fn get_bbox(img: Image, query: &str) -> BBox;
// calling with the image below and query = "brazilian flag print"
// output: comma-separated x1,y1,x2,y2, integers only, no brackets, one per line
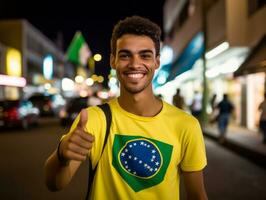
112,134,173,192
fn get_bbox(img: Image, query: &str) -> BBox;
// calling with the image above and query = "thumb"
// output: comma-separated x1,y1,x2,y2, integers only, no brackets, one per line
77,109,88,128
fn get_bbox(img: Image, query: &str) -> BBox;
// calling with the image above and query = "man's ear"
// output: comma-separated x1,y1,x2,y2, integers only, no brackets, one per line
155,55,160,69
110,54,116,69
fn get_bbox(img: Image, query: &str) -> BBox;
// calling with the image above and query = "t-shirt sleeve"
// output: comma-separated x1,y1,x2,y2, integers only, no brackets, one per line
180,117,207,171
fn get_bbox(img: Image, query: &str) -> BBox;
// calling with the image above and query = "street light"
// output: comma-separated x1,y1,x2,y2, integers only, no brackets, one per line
75,75,84,84
93,54,102,62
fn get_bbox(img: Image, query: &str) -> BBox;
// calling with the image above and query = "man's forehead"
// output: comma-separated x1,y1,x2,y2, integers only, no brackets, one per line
116,34,156,53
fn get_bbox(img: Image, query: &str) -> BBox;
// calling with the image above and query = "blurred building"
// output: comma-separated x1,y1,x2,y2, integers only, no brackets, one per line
156,0,266,130
0,19,69,100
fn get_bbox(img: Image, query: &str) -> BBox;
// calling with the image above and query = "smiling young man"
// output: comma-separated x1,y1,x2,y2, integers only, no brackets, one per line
45,16,208,200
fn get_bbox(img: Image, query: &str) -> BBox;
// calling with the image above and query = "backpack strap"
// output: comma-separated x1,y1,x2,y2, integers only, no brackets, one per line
85,103,112,200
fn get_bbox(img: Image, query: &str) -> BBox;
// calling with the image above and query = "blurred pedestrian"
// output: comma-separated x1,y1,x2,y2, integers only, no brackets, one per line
216,94,234,143
258,92,266,144
44,16,208,200
190,91,202,120
173,88,185,109
209,94,218,124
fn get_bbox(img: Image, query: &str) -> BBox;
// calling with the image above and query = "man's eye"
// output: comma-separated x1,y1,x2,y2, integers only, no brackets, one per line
119,54,130,59
141,54,152,59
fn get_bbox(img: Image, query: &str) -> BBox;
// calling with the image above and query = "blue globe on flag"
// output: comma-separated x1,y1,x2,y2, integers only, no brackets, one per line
119,139,162,178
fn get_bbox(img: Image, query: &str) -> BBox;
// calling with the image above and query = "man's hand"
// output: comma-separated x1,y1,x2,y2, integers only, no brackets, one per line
59,109,95,162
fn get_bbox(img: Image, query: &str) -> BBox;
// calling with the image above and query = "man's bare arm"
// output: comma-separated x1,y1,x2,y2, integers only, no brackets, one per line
182,170,208,200
44,150,82,191
44,109,94,191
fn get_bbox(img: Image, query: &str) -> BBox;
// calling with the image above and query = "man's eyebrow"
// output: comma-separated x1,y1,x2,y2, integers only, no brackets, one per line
139,49,154,54
117,49,154,54
118,49,131,54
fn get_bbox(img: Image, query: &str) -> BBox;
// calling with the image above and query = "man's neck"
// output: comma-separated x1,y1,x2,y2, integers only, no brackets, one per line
118,91,162,117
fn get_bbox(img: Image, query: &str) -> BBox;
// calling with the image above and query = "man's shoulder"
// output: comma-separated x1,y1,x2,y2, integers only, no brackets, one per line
163,101,195,120
163,103,201,137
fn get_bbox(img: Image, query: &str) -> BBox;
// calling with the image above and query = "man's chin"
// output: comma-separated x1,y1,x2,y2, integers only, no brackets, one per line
124,85,146,94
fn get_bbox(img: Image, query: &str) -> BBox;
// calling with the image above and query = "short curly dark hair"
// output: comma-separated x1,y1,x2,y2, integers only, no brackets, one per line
111,16,161,56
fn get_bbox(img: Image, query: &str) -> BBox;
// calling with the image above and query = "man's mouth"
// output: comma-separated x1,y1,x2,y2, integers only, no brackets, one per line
127,73,144,79
123,71,147,80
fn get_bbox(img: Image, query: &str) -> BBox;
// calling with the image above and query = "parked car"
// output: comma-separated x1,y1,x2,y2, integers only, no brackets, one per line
59,97,89,126
28,93,66,117
0,100,40,130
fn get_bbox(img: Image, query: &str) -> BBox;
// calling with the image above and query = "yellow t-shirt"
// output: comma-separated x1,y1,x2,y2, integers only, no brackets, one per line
68,98,207,200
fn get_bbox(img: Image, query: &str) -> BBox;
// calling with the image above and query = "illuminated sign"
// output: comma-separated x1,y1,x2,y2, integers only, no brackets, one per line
0,74,26,87
6,48,22,77
43,55,53,80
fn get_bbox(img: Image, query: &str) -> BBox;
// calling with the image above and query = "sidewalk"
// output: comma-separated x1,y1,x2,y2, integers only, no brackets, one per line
203,124,266,168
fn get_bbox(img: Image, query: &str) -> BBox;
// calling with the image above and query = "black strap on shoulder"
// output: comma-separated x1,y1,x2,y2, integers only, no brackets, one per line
97,103,112,154
85,103,112,200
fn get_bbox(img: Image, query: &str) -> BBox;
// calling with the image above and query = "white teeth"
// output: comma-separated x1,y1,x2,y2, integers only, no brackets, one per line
127,74,144,78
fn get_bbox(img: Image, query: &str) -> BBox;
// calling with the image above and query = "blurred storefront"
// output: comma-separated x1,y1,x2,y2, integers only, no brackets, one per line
0,43,26,100
157,0,266,130
234,35,266,129
0,19,67,100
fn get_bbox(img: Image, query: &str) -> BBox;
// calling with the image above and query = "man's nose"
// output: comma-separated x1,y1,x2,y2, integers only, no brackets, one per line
130,55,142,68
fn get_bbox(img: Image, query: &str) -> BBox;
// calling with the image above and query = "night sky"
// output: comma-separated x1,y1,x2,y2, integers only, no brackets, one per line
0,0,165,79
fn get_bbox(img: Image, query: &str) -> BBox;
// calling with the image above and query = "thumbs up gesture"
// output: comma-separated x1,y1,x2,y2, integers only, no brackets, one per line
58,109,95,163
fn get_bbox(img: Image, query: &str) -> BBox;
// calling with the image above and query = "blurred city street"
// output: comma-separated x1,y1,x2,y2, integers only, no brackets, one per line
0,0,266,199
0,118,88,200
0,118,265,200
